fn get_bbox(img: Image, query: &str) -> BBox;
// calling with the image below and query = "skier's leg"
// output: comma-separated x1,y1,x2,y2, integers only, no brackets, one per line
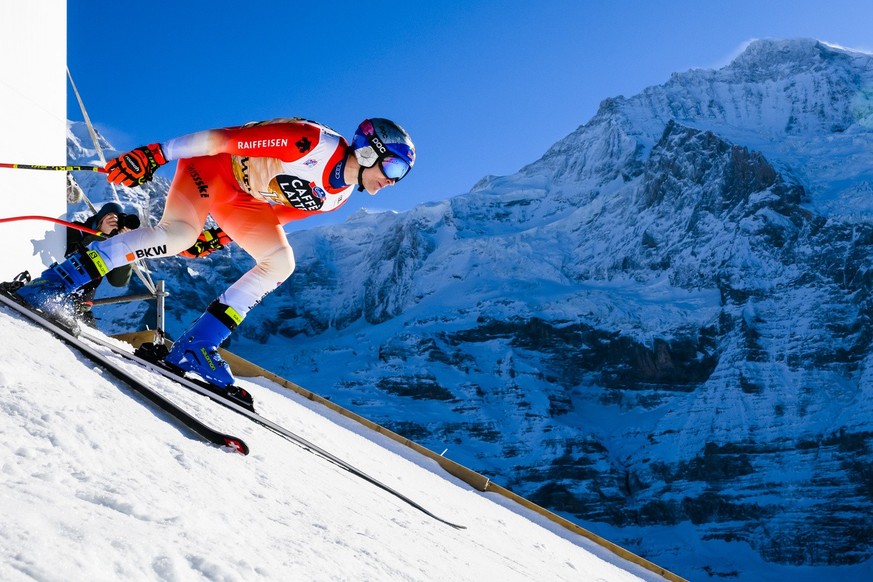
88,157,222,269
209,192,295,318
165,188,294,392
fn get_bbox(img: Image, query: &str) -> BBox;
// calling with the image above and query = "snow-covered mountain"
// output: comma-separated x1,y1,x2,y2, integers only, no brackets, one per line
67,38,873,580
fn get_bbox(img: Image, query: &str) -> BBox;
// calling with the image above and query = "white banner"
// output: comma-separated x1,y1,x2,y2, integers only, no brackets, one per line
0,2,67,280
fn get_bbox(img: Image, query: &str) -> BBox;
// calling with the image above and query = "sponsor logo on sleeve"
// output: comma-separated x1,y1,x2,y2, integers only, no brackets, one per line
124,244,169,262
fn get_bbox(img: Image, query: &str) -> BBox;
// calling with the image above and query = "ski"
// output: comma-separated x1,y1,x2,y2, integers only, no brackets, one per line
0,289,249,455
79,328,467,530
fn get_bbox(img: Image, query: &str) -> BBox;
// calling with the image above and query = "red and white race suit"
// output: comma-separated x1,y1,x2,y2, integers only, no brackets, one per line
92,118,355,317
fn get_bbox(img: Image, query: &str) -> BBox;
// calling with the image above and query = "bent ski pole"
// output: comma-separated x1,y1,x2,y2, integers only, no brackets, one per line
0,163,107,173
0,215,103,236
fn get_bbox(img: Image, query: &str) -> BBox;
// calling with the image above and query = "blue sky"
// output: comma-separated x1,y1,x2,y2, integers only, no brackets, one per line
68,0,873,227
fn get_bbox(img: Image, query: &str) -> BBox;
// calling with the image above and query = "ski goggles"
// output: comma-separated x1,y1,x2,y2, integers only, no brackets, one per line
379,155,411,181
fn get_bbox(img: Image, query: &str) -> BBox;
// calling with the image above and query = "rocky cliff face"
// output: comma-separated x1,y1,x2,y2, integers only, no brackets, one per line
71,39,873,579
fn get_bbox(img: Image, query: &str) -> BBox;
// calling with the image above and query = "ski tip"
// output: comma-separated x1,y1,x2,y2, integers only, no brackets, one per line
223,437,250,455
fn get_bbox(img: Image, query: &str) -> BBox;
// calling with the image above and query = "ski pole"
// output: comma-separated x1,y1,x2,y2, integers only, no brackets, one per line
0,163,107,173
0,215,102,236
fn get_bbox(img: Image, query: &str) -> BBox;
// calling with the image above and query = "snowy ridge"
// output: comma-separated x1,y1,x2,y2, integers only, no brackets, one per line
65,38,873,579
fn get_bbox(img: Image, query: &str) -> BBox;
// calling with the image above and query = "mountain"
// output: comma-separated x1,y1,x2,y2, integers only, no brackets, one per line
68,39,873,580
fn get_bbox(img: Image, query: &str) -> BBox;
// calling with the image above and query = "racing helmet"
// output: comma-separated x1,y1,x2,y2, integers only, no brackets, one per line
352,118,415,181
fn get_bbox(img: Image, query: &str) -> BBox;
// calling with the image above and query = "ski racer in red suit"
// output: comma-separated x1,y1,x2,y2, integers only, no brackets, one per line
17,118,416,407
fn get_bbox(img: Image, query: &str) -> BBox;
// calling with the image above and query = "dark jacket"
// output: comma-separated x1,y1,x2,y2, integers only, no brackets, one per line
66,203,134,318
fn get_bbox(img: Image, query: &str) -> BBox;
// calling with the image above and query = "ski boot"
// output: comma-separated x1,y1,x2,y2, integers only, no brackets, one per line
14,251,105,327
164,301,254,410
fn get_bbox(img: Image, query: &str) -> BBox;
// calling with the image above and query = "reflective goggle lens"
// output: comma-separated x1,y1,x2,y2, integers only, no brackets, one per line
380,156,411,181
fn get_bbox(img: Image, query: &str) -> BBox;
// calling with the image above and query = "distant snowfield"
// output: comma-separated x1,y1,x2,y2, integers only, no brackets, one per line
0,307,663,581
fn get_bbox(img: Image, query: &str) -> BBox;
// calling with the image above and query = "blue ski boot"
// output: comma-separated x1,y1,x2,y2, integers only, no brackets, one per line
16,250,107,323
165,301,254,409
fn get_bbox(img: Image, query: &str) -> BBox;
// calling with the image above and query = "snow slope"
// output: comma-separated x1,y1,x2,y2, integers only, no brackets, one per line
0,305,666,581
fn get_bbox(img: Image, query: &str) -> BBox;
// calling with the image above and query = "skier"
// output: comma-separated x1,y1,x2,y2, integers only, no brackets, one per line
65,202,139,326
16,117,415,405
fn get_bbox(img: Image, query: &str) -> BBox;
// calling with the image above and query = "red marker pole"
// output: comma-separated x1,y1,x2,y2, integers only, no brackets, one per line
0,215,102,235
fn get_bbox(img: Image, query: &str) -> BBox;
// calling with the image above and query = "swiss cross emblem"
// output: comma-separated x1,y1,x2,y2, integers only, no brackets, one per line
296,137,312,153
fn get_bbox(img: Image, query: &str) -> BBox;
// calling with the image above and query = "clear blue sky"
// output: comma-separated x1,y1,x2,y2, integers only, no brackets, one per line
68,0,873,227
